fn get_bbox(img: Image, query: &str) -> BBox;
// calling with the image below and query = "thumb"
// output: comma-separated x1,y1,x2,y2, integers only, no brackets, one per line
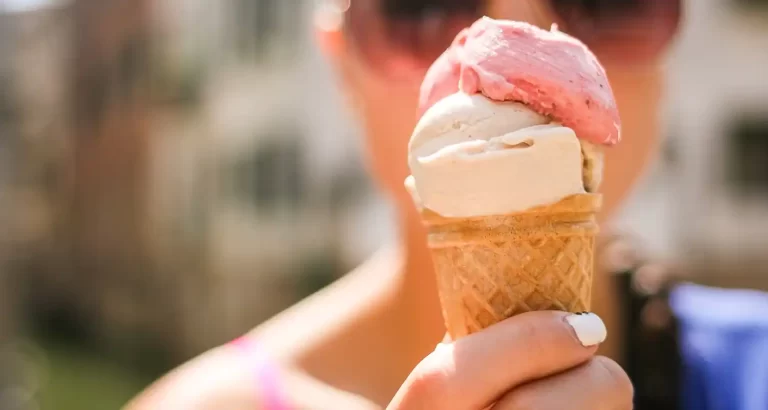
389,311,607,410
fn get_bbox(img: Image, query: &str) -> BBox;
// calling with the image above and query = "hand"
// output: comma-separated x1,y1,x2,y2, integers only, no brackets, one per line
387,311,632,410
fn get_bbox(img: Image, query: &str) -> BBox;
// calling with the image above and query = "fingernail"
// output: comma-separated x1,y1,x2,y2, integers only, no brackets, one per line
565,312,607,347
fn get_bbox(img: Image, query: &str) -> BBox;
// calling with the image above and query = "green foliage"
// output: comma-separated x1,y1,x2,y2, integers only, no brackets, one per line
295,252,342,297
35,341,154,410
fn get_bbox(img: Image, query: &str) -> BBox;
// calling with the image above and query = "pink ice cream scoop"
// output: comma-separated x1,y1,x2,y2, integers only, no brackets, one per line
419,17,621,146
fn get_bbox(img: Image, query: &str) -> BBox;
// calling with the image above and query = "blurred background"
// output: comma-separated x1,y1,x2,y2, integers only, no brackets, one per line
0,0,767,409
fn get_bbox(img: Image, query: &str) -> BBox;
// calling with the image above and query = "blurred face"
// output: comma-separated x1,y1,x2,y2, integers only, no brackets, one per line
316,0,681,219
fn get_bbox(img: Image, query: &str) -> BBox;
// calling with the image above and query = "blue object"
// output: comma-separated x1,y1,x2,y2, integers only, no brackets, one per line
670,283,768,410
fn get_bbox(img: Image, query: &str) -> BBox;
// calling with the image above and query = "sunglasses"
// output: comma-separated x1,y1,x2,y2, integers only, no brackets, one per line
336,0,682,79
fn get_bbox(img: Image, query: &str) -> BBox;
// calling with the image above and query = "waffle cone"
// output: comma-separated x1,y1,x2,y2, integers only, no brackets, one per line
421,193,601,339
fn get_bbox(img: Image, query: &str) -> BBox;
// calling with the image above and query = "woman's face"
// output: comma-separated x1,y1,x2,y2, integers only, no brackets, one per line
317,0,678,220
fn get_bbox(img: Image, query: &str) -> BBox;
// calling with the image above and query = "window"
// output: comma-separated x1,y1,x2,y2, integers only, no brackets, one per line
254,0,277,50
0,81,14,124
329,159,373,209
153,63,203,108
233,132,305,211
234,0,277,60
232,0,297,63
295,252,343,297
662,134,680,169
727,116,768,194
734,0,768,9
114,35,150,100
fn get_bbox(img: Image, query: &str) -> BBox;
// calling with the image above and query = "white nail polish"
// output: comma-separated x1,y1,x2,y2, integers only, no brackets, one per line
565,312,607,347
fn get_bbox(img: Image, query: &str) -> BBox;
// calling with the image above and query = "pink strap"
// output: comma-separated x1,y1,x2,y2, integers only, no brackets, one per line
230,337,291,410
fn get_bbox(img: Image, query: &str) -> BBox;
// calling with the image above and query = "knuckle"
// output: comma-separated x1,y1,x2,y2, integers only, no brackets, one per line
592,356,634,404
405,348,454,405
511,314,549,348
509,312,569,359
513,315,542,339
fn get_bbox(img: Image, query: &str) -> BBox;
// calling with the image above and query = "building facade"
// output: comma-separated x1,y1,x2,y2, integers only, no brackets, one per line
617,0,768,288
5,0,391,360
10,0,767,362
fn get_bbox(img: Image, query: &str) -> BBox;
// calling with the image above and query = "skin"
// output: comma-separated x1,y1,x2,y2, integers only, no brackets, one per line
126,1,665,409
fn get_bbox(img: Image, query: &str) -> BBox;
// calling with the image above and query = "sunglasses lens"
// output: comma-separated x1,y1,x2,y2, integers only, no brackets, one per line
381,0,480,18
345,0,682,78
346,0,481,78
549,0,682,63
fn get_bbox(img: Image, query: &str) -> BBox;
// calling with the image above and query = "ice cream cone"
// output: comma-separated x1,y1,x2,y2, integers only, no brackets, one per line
421,193,601,339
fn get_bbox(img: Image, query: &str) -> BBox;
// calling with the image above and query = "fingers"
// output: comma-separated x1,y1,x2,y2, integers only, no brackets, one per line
493,356,633,410
388,311,607,410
